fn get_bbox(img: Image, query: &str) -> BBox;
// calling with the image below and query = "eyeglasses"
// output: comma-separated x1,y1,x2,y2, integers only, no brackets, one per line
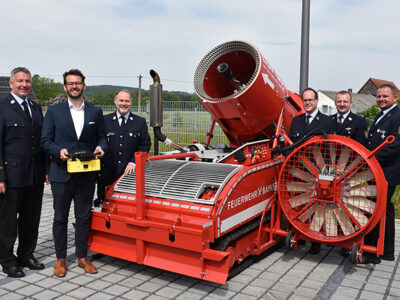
303,98,316,102
65,82,83,86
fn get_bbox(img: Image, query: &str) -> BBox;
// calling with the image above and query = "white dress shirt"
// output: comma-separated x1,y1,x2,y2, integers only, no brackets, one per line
68,99,85,139
11,92,32,117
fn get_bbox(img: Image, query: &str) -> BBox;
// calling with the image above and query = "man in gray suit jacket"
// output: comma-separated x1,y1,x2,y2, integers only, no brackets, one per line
41,69,107,277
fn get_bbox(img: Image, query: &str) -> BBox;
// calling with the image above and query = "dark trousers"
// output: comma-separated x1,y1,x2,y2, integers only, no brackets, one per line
364,185,396,257
51,173,97,259
96,171,120,202
0,185,43,268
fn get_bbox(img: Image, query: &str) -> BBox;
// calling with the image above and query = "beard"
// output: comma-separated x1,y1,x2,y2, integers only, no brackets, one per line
117,107,130,116
67,88,84,100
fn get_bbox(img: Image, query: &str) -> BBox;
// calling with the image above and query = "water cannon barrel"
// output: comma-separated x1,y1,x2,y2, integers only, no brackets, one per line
194,41,303,148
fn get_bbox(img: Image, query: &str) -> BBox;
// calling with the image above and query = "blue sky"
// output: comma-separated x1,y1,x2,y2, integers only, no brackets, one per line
1,0,399,94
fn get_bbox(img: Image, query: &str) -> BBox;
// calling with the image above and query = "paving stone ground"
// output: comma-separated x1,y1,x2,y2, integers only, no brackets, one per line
1,185,399,299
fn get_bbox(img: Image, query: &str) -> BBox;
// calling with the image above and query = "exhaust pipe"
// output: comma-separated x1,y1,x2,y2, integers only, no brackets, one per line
149,70,188,154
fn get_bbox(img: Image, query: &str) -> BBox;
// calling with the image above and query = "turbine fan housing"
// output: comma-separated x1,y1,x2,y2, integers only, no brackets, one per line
278,135,387,245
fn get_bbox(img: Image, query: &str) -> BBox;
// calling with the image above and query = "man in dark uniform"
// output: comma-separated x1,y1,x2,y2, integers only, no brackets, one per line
0,67,47,277
96,90,151,204
330,90,368,257
289,87,335,255
362,84,400,264
331,90,368,146
289,88,334,144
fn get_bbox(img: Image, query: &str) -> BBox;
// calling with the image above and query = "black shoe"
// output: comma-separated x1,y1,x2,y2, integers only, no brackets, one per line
380,255,395,261
308,243,320,255
360,254,381,264
340,247,350,257
3,265,25,278
19,257,45,270
93,198,103,207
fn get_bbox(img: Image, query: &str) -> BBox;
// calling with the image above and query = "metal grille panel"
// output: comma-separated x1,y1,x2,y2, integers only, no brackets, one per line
114,160,242,204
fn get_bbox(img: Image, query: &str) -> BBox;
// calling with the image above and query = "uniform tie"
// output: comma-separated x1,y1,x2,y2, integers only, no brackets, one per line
306,115,311,126
22,100,32,123
338,115,344,124
120,116,126,127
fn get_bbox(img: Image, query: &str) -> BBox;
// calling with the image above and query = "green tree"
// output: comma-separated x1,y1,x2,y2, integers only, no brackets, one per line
363,104,380,126
91,91,115,105
31,74,63,105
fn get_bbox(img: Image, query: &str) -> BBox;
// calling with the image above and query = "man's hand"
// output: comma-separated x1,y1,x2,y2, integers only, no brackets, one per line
0,181,6,194
124,163,136,175
45,174,50,184
60,148,69,161
94,146,104,158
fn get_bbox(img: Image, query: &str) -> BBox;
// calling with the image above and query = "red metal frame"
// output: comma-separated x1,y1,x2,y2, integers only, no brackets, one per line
277,134,391,256
89,142,289,284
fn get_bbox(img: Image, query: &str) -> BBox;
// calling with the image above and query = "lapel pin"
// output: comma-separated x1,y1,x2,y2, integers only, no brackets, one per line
316,116,320,120
113,116,116,120
348,117,352,121
130,116,133,120
11,100,15,104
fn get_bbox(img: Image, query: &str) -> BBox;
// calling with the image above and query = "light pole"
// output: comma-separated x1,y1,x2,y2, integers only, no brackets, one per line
299,0,310,94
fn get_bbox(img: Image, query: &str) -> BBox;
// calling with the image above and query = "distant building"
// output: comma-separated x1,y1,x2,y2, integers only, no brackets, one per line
318,90,376,115
358,78,399,97
0,76,37,101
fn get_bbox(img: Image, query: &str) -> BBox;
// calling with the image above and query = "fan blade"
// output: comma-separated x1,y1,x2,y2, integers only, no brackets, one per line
333,207,355,236
347,196,376,213
325,208,337,237
312,146,325,172
298,204,317,222
344,156,362,173
337,149,350,173
286,181,314,192
350,185,377,197
288,192,314,208
299,155,319,175
310,204,325,232
348,170,374,188
289,167,314,183
345,204,369,227
329,143,337,165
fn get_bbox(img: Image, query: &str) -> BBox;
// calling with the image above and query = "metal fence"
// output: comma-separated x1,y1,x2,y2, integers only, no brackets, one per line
44,101,229,155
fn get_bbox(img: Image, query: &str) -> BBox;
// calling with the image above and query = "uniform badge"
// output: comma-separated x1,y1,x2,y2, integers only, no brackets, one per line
348,117,352,121
113,116,116,120
345,127,351,131
130,116,133,121
379,129,386,139
316,116,320,121
10,100,15,104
